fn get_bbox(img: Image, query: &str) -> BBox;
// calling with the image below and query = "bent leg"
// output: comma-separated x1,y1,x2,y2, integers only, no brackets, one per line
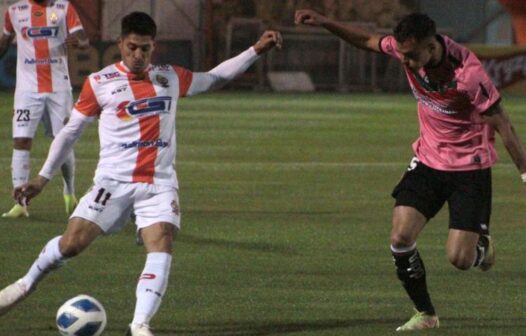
132,223,176,328
446,229,483,270
0,218,101,316
22,217,102,289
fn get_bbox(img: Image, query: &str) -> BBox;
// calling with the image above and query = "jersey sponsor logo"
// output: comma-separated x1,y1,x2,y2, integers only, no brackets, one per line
33,11,44,17
17,5,28,10
116,96,172,121
22,26,59,39
153,65,171,71
24,57,62,65
94,72,121,83
56,4,65,9
120,139,169,149
18,18,29,23
111,84,128,95
410,86,458,115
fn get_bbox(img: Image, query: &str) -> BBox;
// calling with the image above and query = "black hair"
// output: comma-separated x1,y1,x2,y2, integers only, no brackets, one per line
393,13,436,43
121,12,157,38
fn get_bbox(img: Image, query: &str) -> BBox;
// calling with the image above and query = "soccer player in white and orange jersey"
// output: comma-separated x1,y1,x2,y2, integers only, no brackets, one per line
0,12,282,336
295,10,526,331
0,0,89,218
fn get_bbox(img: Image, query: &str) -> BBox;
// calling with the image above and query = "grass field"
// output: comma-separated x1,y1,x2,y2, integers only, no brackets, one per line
0,91,525,335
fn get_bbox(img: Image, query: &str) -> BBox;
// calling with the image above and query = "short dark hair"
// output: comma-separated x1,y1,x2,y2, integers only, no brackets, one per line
121,12,157,38
393,13,436,43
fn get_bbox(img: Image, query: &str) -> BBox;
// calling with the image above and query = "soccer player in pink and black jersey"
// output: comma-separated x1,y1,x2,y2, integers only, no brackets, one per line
0,11,281,336
0,0,89,218
295,10,526,331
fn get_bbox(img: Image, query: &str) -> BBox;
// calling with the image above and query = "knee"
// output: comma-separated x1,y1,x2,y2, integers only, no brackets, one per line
447,250,473,270
390,231,414,249
14,138,32,150
58,236,84,258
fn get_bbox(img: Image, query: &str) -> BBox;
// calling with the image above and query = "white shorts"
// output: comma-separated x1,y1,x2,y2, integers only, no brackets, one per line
12,90,73,139
71,178,181,234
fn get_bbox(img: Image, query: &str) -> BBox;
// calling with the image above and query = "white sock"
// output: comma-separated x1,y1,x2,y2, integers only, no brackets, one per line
11,149,30,188
21,236,66,289
132,252,172,326
61,150,75,195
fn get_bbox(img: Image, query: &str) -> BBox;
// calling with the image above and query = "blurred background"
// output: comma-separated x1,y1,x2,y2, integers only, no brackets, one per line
0,0,525,93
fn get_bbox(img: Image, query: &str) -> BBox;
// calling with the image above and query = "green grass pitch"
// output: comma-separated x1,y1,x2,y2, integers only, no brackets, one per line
0,91,525,335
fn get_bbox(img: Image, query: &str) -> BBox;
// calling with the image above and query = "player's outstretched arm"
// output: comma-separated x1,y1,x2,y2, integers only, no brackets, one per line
0,33,14,59
295,9,381,53
186,30,282,96
64,30,90,50
482,103,526,181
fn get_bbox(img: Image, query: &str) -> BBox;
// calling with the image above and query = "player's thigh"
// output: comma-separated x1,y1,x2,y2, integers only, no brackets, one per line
391,157,446,245
43,90,73,137
448,168,491,233
72,178,135,234
446,228,479,263
134,185,180,249
391,206,427,247
12,91,45,139
140,222,177,253
392,157,447,220
60,217,104,257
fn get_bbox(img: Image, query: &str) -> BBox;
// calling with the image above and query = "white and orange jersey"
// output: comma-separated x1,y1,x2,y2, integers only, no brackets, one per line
3,0,84,93
38,47,259,186
73,62,194,187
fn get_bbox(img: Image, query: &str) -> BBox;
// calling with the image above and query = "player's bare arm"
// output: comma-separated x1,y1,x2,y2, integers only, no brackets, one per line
0,33,15,59
253,30,282,54
64,30,89,49
295,9,381,52
482,103,526,178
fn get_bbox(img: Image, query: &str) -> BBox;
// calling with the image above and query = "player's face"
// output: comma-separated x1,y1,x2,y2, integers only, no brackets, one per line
396,37,435,71
119,33,155,74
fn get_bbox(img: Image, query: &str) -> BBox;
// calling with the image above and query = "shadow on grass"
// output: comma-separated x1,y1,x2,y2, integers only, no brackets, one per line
178,233,298,256
163,319,399,335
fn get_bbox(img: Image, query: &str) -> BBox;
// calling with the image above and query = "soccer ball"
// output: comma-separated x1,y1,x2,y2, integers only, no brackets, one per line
56,295,107,336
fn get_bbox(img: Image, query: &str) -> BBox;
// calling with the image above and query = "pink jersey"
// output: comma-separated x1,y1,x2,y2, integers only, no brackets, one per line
380,35,501,171
3,0,84,93
74,62,193,187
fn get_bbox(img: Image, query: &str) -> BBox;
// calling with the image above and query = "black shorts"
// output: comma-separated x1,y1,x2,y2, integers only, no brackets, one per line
392,157,492,234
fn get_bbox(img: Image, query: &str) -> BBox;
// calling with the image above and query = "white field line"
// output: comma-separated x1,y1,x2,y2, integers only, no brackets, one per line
0,157,518,169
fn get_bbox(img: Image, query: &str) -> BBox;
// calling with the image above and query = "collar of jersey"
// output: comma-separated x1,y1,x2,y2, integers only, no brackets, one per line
115,61,153,75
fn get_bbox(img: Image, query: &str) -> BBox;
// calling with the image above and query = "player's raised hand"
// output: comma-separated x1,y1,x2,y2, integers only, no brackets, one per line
12,176,49,206
253,30,282,55
295,9,328,27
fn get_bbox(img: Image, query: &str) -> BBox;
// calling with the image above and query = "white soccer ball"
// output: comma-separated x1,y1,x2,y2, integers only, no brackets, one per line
56,295,107,336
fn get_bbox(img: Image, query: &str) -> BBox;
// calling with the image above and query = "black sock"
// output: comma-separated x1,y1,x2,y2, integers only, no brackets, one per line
392,248,436,315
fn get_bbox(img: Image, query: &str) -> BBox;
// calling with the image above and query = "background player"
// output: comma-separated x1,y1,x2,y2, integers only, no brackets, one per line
0,0,89,218
0,11,281,336
295,9,526,331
